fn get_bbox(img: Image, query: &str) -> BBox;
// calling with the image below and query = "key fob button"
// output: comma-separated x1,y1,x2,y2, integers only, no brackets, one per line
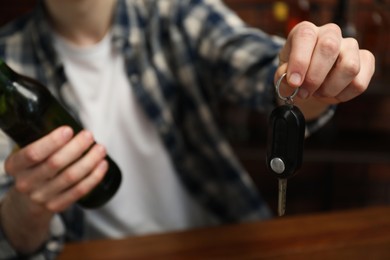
270,157,285,174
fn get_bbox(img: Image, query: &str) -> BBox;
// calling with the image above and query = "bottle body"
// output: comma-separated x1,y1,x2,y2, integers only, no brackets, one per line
0,60,121,208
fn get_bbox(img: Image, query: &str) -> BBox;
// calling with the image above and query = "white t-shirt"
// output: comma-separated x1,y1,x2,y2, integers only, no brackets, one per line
53,32,215,239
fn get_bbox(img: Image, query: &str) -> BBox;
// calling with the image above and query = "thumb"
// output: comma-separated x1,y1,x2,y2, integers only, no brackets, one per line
274,64,301,99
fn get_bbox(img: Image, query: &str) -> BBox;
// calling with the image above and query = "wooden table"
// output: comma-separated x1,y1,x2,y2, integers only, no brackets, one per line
58,206,390,259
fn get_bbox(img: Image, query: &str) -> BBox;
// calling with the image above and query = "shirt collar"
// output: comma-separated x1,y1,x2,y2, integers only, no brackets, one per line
111,0,132,50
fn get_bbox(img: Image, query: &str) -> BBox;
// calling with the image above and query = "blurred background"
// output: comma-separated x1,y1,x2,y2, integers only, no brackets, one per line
2,0,390,215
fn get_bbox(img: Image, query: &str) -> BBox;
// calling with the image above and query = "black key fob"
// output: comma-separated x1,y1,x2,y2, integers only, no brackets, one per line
266,105,306,179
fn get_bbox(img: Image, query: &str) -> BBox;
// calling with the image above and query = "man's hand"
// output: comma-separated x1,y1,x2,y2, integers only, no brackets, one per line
276,22,375,119
1,126,108,253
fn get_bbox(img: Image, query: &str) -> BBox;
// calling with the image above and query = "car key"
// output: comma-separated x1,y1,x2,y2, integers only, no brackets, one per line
266,73,306,216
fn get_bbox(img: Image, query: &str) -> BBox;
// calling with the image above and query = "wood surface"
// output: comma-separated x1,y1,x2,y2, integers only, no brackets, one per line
58,206,390,260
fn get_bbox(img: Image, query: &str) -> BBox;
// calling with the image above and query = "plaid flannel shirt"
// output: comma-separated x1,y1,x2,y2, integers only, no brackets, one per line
0,0,335,259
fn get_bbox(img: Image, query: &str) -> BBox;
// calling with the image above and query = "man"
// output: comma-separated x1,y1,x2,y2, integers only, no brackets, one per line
0,0,375,259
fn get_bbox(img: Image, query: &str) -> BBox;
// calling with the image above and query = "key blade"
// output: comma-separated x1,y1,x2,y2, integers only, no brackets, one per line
278,178,288,216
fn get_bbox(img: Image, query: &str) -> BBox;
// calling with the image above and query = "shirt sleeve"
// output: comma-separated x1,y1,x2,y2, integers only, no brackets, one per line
0,131,66,260
0,215,65,260
177,0,283,113
177,0,335,134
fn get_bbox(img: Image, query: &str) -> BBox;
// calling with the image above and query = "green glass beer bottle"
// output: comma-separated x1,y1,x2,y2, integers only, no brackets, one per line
0,59,121,208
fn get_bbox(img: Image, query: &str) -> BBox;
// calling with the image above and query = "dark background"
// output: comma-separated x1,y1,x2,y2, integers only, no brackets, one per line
2,0,390,215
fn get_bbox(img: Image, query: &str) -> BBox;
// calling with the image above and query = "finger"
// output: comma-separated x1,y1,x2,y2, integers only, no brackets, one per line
14,130,95,194
30,144,106,204
46,160,108,212
5,126,74,174
314,38,360,98
335,49,375,102
21,130,95,185
284,21,319,89
274,65,300,102
303,23,342,96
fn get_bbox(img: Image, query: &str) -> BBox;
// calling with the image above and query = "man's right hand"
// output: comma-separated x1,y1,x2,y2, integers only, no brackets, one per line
0,126,108,253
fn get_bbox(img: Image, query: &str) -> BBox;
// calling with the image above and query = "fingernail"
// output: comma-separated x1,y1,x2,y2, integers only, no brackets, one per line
289,73,302,86
96,144,106,155
99,160,108,171
83,130,93,139
62,127,73,139
298,88,309,99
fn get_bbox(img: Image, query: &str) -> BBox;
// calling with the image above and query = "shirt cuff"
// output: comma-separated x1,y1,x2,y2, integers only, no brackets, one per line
305,104,337,138
0,213,65,260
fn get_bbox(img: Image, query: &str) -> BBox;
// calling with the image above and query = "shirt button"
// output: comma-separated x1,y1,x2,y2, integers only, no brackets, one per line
130,75,139,84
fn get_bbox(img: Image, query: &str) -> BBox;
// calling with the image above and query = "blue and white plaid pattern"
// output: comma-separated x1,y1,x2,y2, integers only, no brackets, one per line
0,0,334,259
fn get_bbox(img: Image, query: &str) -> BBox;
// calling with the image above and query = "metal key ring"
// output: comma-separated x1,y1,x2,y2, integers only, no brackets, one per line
275,73,299,102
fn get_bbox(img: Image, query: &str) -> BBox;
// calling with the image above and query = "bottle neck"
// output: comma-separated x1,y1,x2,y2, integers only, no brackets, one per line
0,62,17,98
0,60,17,88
